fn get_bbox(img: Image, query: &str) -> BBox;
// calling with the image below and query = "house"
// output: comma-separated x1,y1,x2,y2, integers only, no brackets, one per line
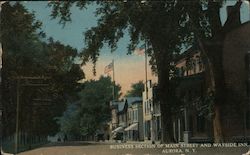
110,100,124,138
222,21,250,141
142,80,161,143
173,21,250,143
174,47,211,143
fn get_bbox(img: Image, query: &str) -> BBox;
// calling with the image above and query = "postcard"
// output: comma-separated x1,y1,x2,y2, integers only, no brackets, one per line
0,1,250,155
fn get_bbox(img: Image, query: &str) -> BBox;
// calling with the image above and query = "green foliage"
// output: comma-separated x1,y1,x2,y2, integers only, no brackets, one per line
56,103,81,136
49,0,242,142
58,76,121,136
49,1,188,73
1,2,85,140
125,81,144,97
48,1,200,142
192,91,215,119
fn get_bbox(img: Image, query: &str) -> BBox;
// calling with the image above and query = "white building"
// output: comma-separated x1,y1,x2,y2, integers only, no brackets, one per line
142,80,161,143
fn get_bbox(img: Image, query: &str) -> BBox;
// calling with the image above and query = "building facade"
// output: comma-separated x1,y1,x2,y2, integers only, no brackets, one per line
142,80,161,142
174,47,211,143
125,100,144,141
222,21,250,141
173,21,250,143
110,97,143,141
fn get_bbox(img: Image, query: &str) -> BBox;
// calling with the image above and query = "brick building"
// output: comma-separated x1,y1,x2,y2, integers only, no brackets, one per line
222,21,250,141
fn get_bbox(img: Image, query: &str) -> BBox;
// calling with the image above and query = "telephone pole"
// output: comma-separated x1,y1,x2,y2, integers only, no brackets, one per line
13,76,50,155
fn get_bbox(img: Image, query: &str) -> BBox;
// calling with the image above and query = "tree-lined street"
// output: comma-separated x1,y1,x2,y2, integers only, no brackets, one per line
1,1,250,155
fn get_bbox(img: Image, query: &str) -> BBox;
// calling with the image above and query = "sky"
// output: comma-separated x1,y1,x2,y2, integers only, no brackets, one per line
23,1,157,95
22,1,250,95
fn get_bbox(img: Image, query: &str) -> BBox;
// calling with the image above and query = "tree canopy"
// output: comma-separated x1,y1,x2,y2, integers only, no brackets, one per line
125,81,144,97
58,76,121,138
49,0,246,143
0,2,85,148
49,0,195,142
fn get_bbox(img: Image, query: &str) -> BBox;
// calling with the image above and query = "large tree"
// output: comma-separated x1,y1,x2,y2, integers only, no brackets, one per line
49,0,245,142
0,2,85,149
58,76,121,139
125,81,144,97
49,0,186,143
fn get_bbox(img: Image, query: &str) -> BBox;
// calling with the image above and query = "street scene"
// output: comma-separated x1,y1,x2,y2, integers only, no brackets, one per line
0,1,250,155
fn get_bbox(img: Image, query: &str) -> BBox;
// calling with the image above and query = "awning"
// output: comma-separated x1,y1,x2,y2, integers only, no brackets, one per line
112,126,123,133
124,123,138,131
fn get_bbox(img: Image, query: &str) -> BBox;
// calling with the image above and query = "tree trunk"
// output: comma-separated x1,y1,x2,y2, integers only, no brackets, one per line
202,35,225,142
148,32,175,142
153,44,175,143
205,0,242,142
213,104,223,142
158,67,175,143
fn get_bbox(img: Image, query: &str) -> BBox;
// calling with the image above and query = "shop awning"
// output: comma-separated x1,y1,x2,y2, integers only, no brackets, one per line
112,126,123,133
124,123,138,131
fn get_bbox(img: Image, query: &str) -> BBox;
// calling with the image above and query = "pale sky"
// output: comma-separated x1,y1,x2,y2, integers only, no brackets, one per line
23,1,157,95
22,1,249,95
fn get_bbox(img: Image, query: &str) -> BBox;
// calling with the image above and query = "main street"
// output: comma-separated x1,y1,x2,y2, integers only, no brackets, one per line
15,141,249,155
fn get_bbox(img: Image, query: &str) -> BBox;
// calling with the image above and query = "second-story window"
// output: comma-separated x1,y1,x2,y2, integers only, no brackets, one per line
134,110,136,121
193,60,196,74
181,67,184,76
198,57,203,71
149,99,152,112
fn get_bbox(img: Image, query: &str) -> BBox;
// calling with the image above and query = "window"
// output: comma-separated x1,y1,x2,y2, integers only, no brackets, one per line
189,115,193,131
198,57,203,71
149,99,152,112
193,61,196,74
119,115,122,122
197,115,205,132
181,67,184,76
135,110,138,121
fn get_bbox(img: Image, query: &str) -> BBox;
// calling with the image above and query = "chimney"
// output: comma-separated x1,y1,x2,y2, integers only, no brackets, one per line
226,5,241,26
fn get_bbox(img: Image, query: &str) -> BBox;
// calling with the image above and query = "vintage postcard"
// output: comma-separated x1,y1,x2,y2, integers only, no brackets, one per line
0,1,250,155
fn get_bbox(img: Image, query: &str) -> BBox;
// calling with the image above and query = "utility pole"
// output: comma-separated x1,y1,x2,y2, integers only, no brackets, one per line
112,60,116,101
144,43,148,100
13,76,50,155
144,41,155,144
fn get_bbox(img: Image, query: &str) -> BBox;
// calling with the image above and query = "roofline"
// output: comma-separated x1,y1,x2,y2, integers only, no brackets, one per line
225,21,250,34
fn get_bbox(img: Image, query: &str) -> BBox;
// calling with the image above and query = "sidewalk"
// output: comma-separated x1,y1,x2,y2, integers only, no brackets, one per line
104,140,155,144
1,149,13,155
125,140,161,144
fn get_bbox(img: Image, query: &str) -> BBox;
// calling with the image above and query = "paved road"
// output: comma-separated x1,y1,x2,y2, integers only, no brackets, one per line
16,141,249,155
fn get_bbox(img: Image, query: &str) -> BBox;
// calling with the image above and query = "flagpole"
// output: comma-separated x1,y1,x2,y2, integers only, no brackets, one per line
112,59,116,101
145,42,148,99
